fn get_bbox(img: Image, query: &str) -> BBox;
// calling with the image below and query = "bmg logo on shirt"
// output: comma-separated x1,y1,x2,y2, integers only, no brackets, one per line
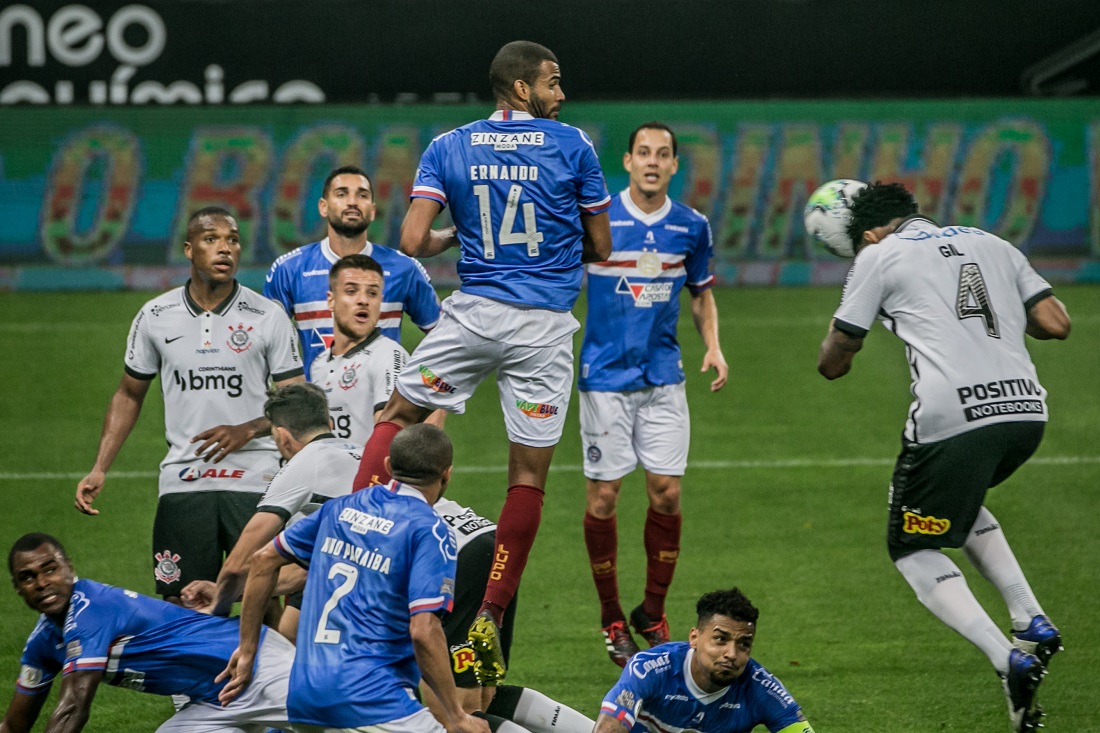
172,368,243,397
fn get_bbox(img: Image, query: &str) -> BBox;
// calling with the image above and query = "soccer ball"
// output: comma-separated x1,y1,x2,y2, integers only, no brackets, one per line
803,179,867,258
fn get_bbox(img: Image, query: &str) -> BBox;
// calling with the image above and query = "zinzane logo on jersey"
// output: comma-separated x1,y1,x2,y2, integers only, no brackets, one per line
470,132,544,151
337,507,395,535
616,277,673,308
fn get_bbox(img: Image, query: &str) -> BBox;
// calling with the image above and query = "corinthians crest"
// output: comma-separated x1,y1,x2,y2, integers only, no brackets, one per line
154,550,182,584
226,323,254,353
339,362,360,390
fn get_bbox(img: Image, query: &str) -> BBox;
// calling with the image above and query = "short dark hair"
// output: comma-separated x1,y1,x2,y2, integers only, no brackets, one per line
696,587,760,627
389,424,453,486
628,121,678,156
9,533,68,575
186,206,235,240
264,383,330,440
489,41,558,102
329,254,384,290
846,181,919,251
322,165,373,199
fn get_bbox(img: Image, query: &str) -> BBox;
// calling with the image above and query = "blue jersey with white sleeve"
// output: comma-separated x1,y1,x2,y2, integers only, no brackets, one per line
411,110,611,311
274,481,457,728
14,578,265,704
599,643,807,733
263,238,440,377
579,191,715,392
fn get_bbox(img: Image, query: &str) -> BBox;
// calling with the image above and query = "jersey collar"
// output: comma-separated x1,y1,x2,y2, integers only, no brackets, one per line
331,329,382,361
308,432,336,444
387,480,430,504
320,237,373,264
489,110,534,121
892,216,938,235
683,648,732,704
182,279,241,316
619,189,671,227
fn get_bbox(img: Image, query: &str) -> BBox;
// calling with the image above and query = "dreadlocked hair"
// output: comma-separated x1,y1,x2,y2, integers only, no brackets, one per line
846,181,918,251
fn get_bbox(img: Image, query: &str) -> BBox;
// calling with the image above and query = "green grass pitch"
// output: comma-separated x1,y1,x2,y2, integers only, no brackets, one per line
1,285,1097,731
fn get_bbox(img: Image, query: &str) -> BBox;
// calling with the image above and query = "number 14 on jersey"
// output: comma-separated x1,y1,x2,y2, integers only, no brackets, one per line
474,184,544,258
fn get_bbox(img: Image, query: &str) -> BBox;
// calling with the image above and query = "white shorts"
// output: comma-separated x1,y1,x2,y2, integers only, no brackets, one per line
294,708,445,733
156,630,293,733
396,293,576,448
580,384,690,481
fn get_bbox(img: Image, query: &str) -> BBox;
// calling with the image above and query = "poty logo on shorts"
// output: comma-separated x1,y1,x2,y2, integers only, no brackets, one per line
179,467,245,481
419,365,456,394
451,646,476,673
902,511,951,536
616,276,673,308
515,400,559,419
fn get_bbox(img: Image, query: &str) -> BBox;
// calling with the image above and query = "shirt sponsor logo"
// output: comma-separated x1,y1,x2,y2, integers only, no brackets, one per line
337,507,395,534
664,224,690,233
610,220,635,227
515,400,559,419
63,591,90,634
172,368,243,397
179,467,245,481
154,550,182,584
470,131,544,150
752,667,795,706
302,269,329,277
902,511,951,536
963,400,1044,422
151,303,180,317
237,301,266,316
226,323,253,353
419,365,457,394
629,652,671,679
616,276,673,307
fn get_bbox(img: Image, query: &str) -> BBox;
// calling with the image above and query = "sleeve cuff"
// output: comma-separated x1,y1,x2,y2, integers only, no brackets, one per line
256,505,292,522
1024,288,1053,312
833,319,868,338
124,365,156,380
272,367,304,382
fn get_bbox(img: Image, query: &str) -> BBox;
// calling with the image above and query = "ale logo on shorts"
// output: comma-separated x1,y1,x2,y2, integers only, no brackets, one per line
179,467,246,481
339,363,359,390
419,365,456,394
902,511,951,536
154,550,182,584
451,644,476,673
227,323,253,353
516,399,559,418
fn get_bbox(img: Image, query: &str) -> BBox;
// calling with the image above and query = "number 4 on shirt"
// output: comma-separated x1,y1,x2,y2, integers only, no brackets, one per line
473,184,544,258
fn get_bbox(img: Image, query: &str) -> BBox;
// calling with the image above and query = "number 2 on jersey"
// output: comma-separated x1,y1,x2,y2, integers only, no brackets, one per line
955,262,1000,338
314,562,358,644
473,184,544,259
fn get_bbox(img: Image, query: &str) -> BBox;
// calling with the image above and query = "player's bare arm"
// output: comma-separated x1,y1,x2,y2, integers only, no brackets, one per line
580,211,612,263
690,288,728,391
75,372,153,515
400,199,457,258
191,374,305,463
817,320,864,379
408,612,491,733
0,690,48,733
592,713,631,733
1026,295,1070,340
193,512,285,615
217,542,287,706
40,671,98,733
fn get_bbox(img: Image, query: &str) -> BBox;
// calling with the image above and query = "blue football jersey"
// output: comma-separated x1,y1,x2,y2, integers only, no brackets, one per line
600,644,806,733
14,578,265,704
411,110,611,311
579,191,715,392
264,238,441,377
274,481,457,728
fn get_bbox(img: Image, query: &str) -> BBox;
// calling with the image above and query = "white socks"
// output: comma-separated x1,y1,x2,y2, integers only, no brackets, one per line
962,507,1044,630
511,687,595,733
895,549,1013,673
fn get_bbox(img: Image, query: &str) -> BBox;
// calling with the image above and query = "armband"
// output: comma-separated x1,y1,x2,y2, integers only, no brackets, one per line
775,721,815,733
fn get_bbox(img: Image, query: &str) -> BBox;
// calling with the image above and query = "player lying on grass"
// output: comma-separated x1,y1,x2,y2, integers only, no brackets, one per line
2,533,295,733
593,587,814,733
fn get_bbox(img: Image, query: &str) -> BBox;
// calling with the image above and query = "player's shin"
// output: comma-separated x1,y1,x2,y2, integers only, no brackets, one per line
482,484,544,617
584,513,624,626
352,421,402,490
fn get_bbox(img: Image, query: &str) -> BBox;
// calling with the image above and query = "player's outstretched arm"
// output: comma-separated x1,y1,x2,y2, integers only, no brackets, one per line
817,320,864,380
0,690,49,733
409,613,490,733
580,212,612,263
400,199,455,258
75,373,152,515
217,543,287,706
690,289,728,391
1026,295,1070,340
592,713,631,733
40,672,98,733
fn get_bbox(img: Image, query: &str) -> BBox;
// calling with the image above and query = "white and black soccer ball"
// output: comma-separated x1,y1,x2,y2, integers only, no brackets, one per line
803,179,868,258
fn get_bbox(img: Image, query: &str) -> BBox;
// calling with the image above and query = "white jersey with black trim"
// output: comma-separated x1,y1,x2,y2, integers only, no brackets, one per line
432,498,495,553
124,281,303,495
833,217,1052,443
255,435,361,522
309,331,408,445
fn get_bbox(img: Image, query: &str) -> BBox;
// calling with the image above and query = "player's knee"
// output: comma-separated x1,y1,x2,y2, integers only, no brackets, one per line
646,476,681,514
586,480,621,517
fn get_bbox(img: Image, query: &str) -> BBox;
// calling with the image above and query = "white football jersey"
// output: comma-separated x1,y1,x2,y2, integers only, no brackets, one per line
432,498,495,553
256,436,361,521
834,218,1052,443
124,282,303,495
310,331,408,445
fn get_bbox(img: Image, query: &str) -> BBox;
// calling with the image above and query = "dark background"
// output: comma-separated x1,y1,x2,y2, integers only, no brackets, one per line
4,0,1100,104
